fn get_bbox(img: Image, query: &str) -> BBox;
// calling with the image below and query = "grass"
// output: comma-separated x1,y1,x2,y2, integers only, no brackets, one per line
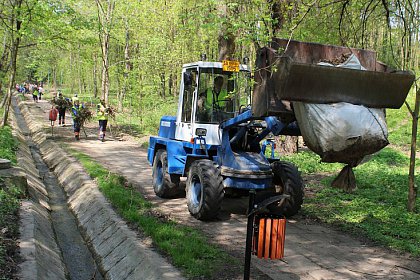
0,125,21,279
70,150,235,279
387,91,420,148
283,148,420,256
0,126,18,164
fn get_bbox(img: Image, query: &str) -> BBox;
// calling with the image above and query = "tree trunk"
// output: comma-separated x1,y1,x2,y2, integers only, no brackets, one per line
270,0,295,35
275,136,298,155
270,0,298,154
93,53,98,98
169,73,173,97
96,0,115,105
160,73,165,99
0,31,10,74
52,66,57,90
77,45,83,95
217,3,236,61
119,17,131,112
70,52,75,95
101,30,110,103
408,86,419,212
1,1,22,127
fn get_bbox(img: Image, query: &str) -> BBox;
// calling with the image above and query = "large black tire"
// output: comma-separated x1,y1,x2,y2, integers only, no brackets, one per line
258,161,304,217
186,160,224,220
152,149,182,198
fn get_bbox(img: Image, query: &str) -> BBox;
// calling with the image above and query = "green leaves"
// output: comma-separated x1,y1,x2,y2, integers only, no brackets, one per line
0,126,18,164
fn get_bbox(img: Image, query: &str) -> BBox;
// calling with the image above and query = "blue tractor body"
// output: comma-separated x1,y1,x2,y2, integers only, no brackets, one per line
147,64,304,221
148,109,300,191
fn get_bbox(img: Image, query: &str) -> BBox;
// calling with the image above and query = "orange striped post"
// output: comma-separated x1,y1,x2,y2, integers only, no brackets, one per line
245,193,288,280
253,215,286,260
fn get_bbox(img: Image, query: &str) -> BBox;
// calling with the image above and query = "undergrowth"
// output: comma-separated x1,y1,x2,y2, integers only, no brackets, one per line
0,126,20,280
284,148,420,256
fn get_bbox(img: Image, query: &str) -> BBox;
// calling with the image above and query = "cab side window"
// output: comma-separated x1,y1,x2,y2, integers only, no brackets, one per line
181,69,197,122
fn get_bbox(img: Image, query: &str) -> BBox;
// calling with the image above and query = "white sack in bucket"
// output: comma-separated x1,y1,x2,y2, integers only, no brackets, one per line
293,54,389,166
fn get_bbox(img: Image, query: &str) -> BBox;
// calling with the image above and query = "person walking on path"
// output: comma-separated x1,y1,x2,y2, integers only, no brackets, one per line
96,98,109,142
71,100,82,140
32,86,39,102
72,94,79,105
55,92,67,126
38,85,44,100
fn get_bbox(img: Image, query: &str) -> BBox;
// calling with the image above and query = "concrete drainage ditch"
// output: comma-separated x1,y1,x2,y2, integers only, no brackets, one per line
11,94,184,279
30,143,103,279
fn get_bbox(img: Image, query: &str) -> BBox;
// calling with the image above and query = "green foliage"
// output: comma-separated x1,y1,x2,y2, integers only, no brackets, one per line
71,150,233,278
282,150,344,174
114,95,178,135
0,187,21,228
0,126,18,164
294,148,420,256
7,0,419,137
387,90,419,148
0,186,21,276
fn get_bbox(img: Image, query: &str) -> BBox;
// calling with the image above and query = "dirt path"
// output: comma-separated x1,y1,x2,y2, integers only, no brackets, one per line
30,97,420,279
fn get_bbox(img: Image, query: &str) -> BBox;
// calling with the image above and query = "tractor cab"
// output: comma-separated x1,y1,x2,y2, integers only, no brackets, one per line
175,61,251,145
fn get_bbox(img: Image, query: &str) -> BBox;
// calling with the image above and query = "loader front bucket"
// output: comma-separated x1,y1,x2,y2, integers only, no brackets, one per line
252,39,415,118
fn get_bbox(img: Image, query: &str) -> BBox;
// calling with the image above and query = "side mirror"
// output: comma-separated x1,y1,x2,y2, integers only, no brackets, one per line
183,72,192,86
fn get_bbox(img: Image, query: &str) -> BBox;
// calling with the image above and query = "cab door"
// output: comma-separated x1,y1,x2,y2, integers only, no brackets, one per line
175,67,198,142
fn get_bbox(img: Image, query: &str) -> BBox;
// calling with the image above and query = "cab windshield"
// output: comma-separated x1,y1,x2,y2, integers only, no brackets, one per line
196,68,250,124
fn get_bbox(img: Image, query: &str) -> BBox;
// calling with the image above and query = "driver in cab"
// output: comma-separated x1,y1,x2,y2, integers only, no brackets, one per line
197,76,232,122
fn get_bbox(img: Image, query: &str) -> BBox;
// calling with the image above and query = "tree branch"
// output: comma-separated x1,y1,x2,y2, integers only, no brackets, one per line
283,0,320,55
339,0,349,46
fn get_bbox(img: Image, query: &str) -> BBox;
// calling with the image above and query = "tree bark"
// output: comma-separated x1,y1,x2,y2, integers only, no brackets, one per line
101,29,110,104
408,86,419,212
70,52,75,95
217,3,236,61
1,0,22,127
78,44,83,95
96,0,115,105
275,136,298,155
119,17,131,112
52,66,57,90
0,30,10,75
93,53,98,98
270,0,299,154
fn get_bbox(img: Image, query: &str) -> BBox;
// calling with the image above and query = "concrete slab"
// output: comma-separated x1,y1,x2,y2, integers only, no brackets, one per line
0,158,11,169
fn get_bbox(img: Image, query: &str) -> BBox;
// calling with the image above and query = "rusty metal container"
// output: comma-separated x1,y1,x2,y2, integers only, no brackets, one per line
252,39,415,118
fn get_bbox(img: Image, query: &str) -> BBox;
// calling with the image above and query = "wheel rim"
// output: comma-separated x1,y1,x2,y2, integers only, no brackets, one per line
190,174,202,208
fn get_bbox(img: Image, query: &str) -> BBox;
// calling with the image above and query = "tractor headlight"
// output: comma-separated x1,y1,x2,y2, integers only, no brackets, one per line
195,128,207,137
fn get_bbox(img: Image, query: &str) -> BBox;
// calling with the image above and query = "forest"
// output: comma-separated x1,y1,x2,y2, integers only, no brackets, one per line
0,2,420,276
0,0,419,132
0,1,419,208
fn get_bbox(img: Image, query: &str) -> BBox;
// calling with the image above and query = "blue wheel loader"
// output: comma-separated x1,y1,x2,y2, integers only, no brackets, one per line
148,39,414,221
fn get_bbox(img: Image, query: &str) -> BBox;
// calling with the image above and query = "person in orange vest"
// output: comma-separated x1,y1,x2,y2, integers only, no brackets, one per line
49,105,58,125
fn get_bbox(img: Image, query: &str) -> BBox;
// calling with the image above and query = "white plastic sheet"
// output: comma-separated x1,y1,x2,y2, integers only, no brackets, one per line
293,55,389,165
